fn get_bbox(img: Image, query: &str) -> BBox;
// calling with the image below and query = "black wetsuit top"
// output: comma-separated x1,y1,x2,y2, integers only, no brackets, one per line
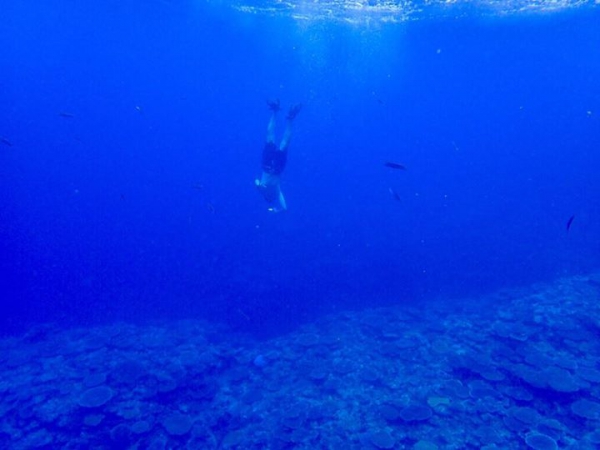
262,142,287,175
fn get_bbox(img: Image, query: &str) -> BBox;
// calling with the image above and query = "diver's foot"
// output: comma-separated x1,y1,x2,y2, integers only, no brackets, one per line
287,103,302,121
267,99,281,112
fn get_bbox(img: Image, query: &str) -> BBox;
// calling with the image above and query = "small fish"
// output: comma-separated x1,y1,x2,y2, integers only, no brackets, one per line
206,202,215,214
389,187,401,202
566,215,575,232
191,183,204,191
385,161,406,170
59,111,74,118
1,137,11,146
119,193,126,201
237,308,250,321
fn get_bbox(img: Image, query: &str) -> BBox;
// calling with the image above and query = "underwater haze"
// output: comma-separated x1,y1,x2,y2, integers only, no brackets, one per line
1,0,600,448
1,0,598,336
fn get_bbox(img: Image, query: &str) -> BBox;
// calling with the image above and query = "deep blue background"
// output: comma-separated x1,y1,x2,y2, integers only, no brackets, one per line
1,1,599,337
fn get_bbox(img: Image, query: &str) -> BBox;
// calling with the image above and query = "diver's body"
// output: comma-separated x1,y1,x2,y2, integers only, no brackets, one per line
255,100,301,212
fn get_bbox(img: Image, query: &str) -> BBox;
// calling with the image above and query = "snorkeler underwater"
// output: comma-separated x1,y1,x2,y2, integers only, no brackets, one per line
0,0,599,447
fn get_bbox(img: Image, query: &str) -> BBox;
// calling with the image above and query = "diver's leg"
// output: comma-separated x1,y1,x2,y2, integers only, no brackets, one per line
280,120,292,151
267,112,276,144
280,104,302,151
268,187,286,213
266,99,280,144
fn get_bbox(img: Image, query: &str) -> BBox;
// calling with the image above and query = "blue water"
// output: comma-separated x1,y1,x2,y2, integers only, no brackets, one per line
1,1,600,447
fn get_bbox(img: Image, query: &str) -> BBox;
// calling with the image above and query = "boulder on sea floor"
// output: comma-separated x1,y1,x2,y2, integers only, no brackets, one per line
369,430,395,449
83,414,105,427
524,432,558,450
77,386,114,408
380,404,401,422
400,404,433,422
131,420,152,435
83,372,107,388
544,366,580,393
571,399,600,420
413,440,438,450
510,406,540,425
500,385,533,402
111,360,147,386
162,412,193,436
577,367,600,383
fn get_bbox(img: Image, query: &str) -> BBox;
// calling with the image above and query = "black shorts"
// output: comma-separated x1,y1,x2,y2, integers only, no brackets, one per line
262,143,287,175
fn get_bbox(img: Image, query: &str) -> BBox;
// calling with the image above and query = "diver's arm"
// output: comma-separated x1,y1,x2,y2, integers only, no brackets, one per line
266,188,287,213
